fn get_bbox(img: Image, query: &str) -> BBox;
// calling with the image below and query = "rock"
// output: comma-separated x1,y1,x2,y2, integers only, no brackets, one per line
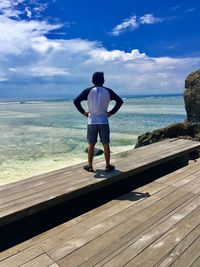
135,69,200,148
135,122,196,148
85,147,104,156
184,69,200,122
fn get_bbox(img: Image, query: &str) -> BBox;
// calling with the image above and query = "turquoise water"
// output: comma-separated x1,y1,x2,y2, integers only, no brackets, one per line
0,95,186,185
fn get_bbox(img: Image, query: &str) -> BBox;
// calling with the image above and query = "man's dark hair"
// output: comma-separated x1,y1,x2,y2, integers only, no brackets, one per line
92,72,104,85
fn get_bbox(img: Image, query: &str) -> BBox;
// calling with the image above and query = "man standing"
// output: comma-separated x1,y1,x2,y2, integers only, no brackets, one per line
74,72,123,172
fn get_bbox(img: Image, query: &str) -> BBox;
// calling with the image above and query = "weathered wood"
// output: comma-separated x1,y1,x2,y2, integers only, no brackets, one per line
0,245,44,267
0,181,168,265
41,185,174,254
190,257,200,267
100,197,200,267
1,139,199,227
158,161,200,186
59,191,196,267
1,157,200,267
155,224,200,267
19,254,55,267
45,178,200,262
170,236,200,267
0,138,184,199
0,181,156,262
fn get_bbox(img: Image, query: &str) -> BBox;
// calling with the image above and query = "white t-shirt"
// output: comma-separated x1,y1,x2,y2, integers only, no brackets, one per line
74,85,123,125
87,87,110,124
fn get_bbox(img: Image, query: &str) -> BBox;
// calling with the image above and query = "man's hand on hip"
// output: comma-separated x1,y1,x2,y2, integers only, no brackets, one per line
83,112,89,117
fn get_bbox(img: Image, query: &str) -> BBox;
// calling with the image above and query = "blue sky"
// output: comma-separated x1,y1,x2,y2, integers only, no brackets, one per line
0,0,200,99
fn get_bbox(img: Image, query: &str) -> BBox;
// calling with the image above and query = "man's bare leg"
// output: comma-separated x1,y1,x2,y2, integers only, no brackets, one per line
88,143,95,167
103,144,115,171
103,143,110,166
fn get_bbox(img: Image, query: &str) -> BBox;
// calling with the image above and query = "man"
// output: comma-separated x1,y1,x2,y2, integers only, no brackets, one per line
74,72,123,172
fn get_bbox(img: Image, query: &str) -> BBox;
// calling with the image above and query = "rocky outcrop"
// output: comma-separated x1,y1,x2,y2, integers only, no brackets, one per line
135,69,200,148
135,122,200,148
184,69,200,122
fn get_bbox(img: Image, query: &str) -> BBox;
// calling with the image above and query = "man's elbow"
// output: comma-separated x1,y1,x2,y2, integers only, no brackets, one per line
73,98,78,107
119,98,123,107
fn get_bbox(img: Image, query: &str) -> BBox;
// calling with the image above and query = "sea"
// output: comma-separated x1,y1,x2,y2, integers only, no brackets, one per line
0,95,186,185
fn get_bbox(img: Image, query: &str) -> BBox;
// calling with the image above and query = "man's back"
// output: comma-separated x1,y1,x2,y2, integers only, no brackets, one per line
87,87,110,124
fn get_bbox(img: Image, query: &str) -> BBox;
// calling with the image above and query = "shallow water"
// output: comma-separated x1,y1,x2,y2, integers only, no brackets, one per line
0,95,186,185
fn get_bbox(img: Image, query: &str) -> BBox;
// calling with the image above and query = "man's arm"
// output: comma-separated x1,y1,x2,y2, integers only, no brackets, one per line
107,88,123,115
73,88,90,115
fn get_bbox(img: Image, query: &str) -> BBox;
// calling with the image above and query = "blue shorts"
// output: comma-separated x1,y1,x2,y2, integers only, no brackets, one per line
87,124,110,144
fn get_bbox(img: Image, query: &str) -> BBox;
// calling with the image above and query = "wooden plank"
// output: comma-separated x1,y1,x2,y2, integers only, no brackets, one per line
41,186,176,256
190,257,200,267
64,191,196,267
1,140,198,203
0,138,196,198
48,264,59,267
0,140,199,251
108,141,200,178
118,202,200,267
1,140,197,226
0,138,172,193
0,159,90,192
155,224,200,267
170,236,200,267
0,140,198,220
179,176,200,194
0,154,200,266
0,161,96,200
49,188,196,264
0,183,174,265
83,195,200,267
0,139,177,202
158,161,200,186
171,171,200,189
19,254,55,267
0,181,159,262
0,246,44,267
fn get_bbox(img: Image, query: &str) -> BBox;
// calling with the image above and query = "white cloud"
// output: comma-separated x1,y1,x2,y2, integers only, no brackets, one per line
32,3,48,16
184,8,195,13
0,0,48,19
0,0,11,9
1,33,200,96
25,7,32,18
9,68,17,72
110,14,166,36
0,77,9,82
139,14,163,24
9,66,70,78
88,48,147,63
0,0,24,18
171,5,181,10
0,2,200,97
6,66,70,78
111,16,138,36
24,67,70,77
0,16,63,55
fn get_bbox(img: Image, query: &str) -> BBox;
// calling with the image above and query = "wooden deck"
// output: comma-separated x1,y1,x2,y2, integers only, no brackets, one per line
0,139,200,229
0,157,200,266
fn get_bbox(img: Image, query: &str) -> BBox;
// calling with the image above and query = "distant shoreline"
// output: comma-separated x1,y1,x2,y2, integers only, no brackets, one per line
0,93,183,103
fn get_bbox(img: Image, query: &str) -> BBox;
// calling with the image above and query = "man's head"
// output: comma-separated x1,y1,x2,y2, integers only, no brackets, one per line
92,72,105,86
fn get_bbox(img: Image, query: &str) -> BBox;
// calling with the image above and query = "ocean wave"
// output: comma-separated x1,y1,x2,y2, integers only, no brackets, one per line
0,101,21,105
0,100,46,105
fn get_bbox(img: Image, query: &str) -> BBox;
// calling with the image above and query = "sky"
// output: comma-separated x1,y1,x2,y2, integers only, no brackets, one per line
0,0,200,99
